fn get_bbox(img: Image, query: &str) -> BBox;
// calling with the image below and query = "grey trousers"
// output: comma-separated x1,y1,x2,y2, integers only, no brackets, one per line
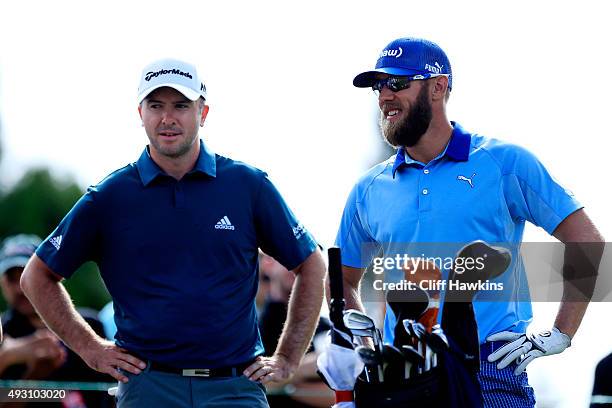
116,364,269,408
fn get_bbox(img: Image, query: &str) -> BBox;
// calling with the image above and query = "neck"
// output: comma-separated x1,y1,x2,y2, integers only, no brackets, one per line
150,141,200,180
404,118,453,164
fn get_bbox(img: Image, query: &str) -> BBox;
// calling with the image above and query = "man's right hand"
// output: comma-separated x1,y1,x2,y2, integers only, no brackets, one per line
78,338,146,383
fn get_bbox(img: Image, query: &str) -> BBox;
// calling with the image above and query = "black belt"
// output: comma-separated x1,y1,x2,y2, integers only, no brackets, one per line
147,359,255,378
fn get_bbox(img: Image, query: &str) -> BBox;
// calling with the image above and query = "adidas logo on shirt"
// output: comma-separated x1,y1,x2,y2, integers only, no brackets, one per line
214,216,235,230
293,223,306,240
49,235,63,250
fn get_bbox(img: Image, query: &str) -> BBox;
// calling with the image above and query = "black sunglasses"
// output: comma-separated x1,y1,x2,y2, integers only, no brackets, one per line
371,76,415,93
372,73,449,94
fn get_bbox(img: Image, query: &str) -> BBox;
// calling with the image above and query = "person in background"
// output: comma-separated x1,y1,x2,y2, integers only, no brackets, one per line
591,352,612,407
258,251,333,408
0,234,112,407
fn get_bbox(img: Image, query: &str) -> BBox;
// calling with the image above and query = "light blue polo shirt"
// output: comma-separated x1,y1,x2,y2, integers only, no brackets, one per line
335,122,582,343
37,139,318,368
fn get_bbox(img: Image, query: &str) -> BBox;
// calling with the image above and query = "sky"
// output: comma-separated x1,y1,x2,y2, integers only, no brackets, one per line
1,0,611,406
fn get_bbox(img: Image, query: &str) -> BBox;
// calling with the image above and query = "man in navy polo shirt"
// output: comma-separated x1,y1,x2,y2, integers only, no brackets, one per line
335,37,604,407
20,58,326,407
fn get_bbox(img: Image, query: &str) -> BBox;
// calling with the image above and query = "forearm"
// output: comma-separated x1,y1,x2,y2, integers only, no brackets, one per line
343,276,367,312
20,256,101,356
554,301,589,339
334,265,367,312
275,252,325,367
555,242,604,338
552,210,605,338
324,270,366,312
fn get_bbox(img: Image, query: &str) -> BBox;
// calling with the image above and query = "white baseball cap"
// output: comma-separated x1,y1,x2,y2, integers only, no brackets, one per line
137,58,207,103
0,234,41,276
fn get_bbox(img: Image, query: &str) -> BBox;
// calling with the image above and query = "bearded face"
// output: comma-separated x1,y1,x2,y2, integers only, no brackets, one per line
379,81,433,148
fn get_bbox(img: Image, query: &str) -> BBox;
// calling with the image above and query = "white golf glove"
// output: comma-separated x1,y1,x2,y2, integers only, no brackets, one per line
487,327,571,375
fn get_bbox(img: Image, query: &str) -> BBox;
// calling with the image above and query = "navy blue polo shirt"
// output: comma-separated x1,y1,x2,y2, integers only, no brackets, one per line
336,122,582,343
37,140,317,368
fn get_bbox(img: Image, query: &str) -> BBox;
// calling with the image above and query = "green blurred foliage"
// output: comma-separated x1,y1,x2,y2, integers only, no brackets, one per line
0,168,110,312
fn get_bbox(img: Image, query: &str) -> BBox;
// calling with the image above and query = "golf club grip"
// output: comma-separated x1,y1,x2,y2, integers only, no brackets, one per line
328,247,345,327
328,247,344,301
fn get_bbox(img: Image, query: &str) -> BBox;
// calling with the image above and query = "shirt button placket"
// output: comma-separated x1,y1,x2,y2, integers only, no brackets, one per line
419,167,432,211
174,182,185,209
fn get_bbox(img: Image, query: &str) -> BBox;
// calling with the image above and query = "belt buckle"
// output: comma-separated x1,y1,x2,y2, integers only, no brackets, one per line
182,368,211,377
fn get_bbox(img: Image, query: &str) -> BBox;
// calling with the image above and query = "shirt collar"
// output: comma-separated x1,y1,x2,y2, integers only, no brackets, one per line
445,122,471,161
136,139,217,186
392,121,472,177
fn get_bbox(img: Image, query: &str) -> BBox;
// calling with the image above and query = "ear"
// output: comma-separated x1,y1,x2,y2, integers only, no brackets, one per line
200,105,210,127
431,76,449,102
138,105,143,120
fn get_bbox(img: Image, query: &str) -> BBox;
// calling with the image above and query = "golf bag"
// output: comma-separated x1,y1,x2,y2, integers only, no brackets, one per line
319,242,511,408
353,301,481,407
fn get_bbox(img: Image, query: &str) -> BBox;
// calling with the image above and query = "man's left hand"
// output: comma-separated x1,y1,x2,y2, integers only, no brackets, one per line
487,327,571,375
244,354,296,384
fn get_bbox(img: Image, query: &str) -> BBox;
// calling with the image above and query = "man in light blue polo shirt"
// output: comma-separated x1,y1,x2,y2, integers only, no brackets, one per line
336,37,604,407
20,58,326,407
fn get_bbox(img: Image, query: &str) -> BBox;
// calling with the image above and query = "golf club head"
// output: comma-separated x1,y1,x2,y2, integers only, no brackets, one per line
344,309,376,332
431,324,449,346
386,287,430,319
453,240,511,281
354,345,373,383
343,309,379,350
446,240,512,303
349,328,376,339
401,344,426,365
423,332,449,354
387,288,430,347
355,345,383,384
382,343,405,359
403,319,426,340
356,345,381,364
382,344,405,383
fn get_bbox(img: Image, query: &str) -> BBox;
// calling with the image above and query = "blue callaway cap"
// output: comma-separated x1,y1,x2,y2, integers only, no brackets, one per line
353,37,452,90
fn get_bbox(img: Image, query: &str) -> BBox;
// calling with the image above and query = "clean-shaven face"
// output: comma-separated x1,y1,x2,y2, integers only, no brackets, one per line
139,87,202,159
